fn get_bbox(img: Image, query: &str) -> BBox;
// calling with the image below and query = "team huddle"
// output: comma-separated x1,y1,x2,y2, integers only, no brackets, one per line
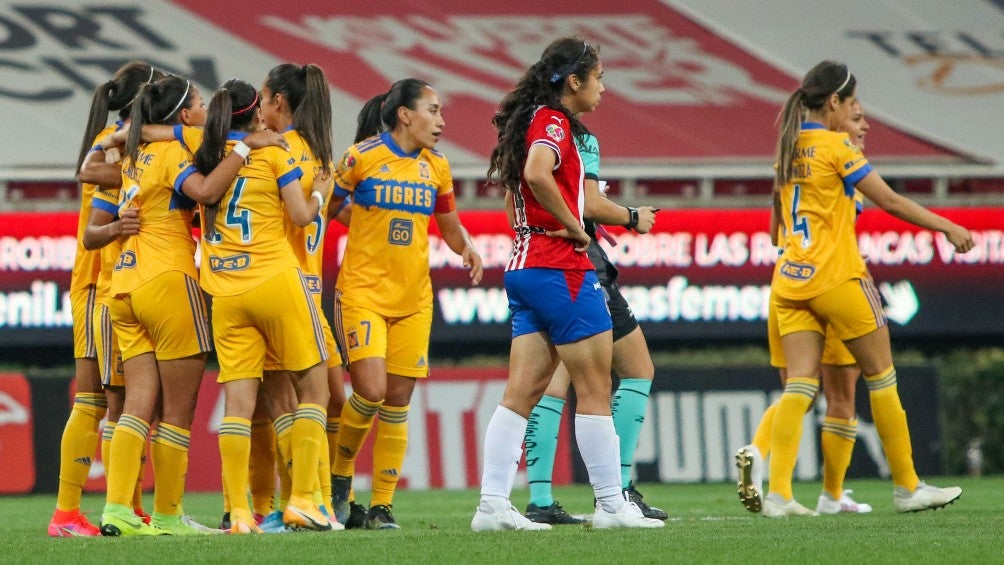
49,38,972,537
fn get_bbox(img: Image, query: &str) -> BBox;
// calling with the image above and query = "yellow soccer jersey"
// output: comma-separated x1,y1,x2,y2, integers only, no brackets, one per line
772,123,873,300
333,132,454,317
199,135,302,297
111,140,198,296
90,185,122,305
71,123,120,292
281,128,333,294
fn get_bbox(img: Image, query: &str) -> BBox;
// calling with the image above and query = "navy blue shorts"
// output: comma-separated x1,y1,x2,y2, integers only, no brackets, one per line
505,268,612,345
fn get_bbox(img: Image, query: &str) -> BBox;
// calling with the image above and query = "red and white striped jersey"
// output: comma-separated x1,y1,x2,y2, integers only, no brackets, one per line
506,106,593,272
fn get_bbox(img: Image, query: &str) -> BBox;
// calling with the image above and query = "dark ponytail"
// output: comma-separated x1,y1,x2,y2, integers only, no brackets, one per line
194,79,259,175
488,37,598,192
355,78,431,143
124,75,192,167
76,61,160,170
265,63,333,175
775,60,856,186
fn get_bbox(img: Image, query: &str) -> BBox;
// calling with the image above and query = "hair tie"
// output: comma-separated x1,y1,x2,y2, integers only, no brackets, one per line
161,79,190,121
232,90,259,115
835,68,851,95
549,42,589,84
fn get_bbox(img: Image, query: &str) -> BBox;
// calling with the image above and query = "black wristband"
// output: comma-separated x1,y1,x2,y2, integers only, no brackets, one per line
626,207,639,230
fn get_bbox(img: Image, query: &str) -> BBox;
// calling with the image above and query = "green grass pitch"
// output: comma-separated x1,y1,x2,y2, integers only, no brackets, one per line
4,477,1001,563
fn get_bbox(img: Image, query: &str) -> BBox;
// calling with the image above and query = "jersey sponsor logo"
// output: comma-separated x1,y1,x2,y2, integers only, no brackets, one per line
208,253,251,272
545,123,565,142
388,218,414,246
303,275,321,294
418,161,430,180
114,250,136,271
778,260,816,280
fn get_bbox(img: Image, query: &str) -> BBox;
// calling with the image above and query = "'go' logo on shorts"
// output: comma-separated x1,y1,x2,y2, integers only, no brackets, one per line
388,218,413,246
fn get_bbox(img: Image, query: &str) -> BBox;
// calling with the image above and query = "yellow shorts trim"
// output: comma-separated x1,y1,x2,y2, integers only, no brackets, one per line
71,285,97,359
93,303,124,387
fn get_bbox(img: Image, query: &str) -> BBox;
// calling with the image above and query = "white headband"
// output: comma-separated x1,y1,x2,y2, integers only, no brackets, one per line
835,69,851,94
161,80,190,121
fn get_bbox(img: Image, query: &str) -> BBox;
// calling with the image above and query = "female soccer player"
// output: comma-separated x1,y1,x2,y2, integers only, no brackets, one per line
256,62,343,531
49,61,156,538
737,101,874,516
92,75,213,536
763,61,972,517
327,78,483,530
522,132,664,525
194,79,333,534
471,37,663,531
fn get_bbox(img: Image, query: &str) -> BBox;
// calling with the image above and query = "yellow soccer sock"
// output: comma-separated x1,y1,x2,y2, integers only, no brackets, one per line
222,473,231,513
133,445,147,514
752,401,779,458
821,417,857,499
105,414,149,508
151,423,191,517
767,377,818,500
291,404,326,500
249,418,276,516
101,421,115,484
274,413,293,510
332,393,382,477
219,417,252,518
865,366,920,491
371,405,409,508
326,417,340,473
55,392,107,512
318,432,332,505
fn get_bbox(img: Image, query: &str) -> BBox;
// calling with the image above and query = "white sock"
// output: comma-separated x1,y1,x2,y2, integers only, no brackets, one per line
479,405,528,504
575,413,626,513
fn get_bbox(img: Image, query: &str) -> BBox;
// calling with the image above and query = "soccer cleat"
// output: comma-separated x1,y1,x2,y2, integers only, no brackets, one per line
330,474,352,525
345,501,368,529
816,490,873,514
735,444,765,513
134,507,152,525
283,498,333,531
229,516,263,535
150,512,212,535
592,500,665,529
524,501,585,525
100,504,171,536
364,505,401,530
48,508,101,537
893,482,962,513
762,493,818,517
182,513,225,534
472,499,553,531
219,511,232,530
625,483,669,520
259,511,289,533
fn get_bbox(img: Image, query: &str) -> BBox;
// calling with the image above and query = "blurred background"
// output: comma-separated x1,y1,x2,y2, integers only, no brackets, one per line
1,0,1001,494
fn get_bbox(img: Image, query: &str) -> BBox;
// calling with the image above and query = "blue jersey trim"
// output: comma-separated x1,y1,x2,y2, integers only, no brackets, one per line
843,163,873,195
227,131,249,141
800,122,826,130
380,131,420,159
175,165,197,194
91,198,118,216
333,184,351,198
277,166,303,188
173,124,189,152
